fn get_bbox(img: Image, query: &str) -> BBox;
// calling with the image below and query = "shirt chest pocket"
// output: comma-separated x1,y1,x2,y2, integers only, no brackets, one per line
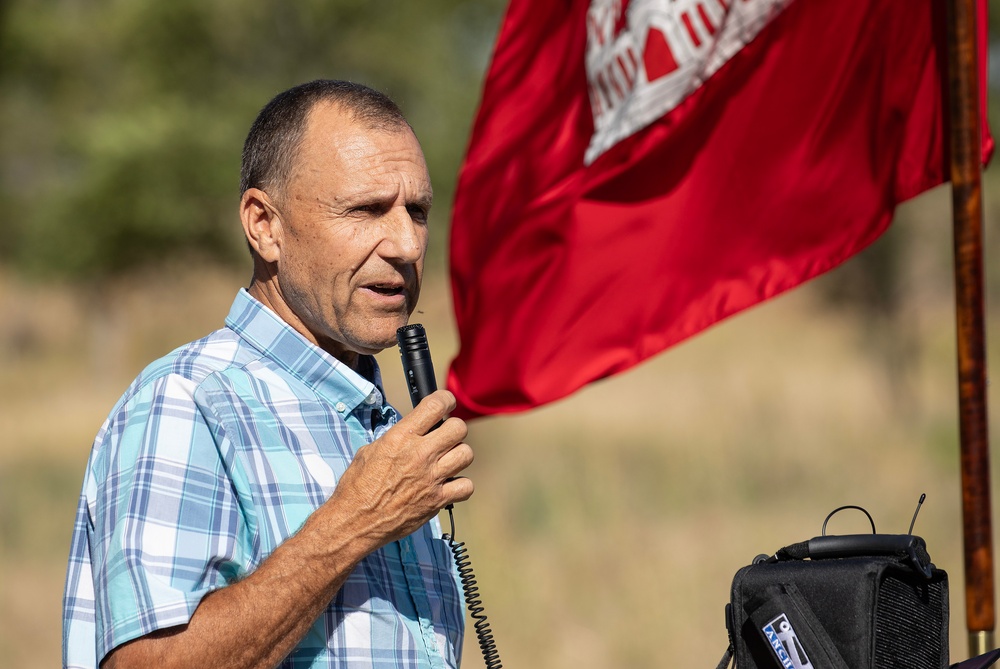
233,400,357,546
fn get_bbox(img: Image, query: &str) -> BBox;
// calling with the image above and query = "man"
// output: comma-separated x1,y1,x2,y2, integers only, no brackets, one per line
63,80,473,669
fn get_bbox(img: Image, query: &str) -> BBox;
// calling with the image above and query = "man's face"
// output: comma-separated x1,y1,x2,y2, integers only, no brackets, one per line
266,103,432,361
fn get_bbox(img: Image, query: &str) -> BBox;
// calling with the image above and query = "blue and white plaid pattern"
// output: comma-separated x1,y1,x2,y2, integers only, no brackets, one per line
63,289,464,668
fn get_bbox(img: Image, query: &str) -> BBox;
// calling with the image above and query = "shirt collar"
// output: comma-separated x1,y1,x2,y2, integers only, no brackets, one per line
224,288,385,414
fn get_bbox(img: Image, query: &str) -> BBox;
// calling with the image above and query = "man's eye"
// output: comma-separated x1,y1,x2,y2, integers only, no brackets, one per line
407,205,429,222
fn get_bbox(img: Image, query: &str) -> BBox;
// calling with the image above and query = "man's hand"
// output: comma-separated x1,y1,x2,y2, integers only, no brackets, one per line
322,389,474,554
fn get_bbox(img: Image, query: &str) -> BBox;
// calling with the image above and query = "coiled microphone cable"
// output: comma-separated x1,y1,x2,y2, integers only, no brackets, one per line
397,324,503,669
443,504,502,669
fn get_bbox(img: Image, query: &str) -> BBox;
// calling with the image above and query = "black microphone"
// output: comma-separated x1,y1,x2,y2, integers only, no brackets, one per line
396,324,504,669
396,323,446,499
396,323,438,410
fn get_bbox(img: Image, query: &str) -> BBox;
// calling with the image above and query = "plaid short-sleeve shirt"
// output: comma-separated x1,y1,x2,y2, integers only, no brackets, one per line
63,289,464,668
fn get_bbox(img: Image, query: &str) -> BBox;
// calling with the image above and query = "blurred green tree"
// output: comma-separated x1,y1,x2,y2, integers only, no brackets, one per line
0,0,505,281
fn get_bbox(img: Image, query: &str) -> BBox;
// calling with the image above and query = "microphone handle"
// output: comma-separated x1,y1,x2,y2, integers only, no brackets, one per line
396,323,439,412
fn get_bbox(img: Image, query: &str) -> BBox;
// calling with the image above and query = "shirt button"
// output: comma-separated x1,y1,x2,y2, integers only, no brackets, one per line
335,402,347,413
364,392,377,405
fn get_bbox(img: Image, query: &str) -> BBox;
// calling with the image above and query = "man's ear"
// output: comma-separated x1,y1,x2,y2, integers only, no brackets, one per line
240,188,283,263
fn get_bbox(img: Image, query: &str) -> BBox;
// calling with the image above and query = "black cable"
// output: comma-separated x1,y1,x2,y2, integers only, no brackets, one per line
444,506,503,669
397,324,504,669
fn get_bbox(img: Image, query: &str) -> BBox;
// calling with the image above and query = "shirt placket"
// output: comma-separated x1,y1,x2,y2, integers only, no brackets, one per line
346,395,447,669
399,535,447,669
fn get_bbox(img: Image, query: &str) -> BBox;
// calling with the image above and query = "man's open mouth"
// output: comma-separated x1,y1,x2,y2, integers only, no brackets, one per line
366,283,404,296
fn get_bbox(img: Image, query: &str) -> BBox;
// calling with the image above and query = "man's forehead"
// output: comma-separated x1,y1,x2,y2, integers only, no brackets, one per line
301,103,421,160
305,101,415,148
312,97,410,131
290,102,431,200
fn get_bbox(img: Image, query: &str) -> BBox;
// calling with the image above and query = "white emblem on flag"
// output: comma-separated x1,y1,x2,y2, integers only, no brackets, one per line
584,0,794,164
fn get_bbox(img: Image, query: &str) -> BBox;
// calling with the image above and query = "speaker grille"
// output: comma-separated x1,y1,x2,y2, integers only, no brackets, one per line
874,574,947,669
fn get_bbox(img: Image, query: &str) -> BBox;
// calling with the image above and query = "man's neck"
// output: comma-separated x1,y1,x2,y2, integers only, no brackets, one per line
247,278,363,371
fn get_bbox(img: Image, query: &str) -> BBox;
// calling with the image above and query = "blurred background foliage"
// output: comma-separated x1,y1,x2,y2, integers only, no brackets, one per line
2,1,1000,667
0,0,504,280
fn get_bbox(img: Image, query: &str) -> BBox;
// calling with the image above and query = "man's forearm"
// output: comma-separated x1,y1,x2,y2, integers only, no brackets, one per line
101,503,377,669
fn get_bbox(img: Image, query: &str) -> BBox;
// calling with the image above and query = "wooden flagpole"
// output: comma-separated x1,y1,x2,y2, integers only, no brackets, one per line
946,0,995,656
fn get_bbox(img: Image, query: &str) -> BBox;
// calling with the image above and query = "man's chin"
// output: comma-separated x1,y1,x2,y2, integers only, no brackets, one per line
346,316,413,356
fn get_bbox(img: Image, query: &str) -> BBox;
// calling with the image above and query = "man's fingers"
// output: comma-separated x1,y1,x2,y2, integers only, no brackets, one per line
429,415,468,448
436,442,474,478
411,413,469,459
441,476,474,504
401,389,457,435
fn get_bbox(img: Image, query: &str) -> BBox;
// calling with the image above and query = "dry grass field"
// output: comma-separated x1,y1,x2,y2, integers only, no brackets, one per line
1,183,998,667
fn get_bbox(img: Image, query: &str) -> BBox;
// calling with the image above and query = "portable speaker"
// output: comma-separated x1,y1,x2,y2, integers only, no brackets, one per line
722,533,948,669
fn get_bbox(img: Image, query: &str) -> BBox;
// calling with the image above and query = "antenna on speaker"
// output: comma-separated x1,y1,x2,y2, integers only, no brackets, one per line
908,493,927,535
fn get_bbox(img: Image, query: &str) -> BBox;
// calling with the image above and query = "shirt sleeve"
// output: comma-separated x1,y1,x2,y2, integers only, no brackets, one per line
88,372,250,662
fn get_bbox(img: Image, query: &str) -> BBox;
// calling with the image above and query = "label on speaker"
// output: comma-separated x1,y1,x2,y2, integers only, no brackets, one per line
762,613,812,669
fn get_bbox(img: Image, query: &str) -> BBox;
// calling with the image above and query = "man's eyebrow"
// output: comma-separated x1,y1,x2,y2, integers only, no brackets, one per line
410,193,434,209
332,189,398,207
326,184,433,214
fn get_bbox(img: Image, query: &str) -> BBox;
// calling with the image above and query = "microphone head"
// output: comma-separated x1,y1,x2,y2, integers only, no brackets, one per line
396,323,429,353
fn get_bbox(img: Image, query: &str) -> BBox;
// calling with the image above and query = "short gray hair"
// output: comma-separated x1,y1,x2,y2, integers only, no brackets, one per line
239,80,410,198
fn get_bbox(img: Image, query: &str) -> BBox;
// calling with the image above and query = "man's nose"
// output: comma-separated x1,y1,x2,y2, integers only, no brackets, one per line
379,207,424,263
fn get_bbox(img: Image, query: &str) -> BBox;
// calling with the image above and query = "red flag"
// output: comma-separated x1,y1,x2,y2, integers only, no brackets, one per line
447,0,993,419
